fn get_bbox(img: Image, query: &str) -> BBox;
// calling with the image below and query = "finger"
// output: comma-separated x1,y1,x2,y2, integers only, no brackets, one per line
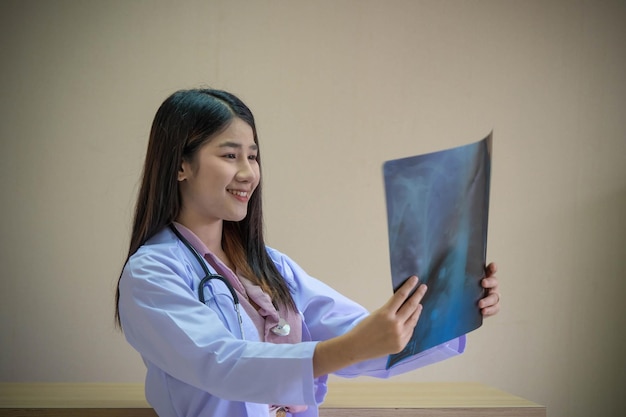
478,291,500,309
397,283,427,320
405,299,423,327
482,302,501,317
393,303,423,353
387,276,419,312
481,276,499,290
485,262,498,277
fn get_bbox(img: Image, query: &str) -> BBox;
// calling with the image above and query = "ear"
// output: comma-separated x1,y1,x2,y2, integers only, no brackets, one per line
177,160,189,182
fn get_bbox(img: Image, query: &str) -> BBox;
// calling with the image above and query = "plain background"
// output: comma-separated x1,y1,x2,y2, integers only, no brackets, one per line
1,1,624,417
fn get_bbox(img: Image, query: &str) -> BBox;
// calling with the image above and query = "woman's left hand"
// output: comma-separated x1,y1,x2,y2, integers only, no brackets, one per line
479,262,500,317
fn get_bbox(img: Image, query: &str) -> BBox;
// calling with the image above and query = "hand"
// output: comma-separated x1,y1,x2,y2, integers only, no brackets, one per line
349,276,427,358
312,276,427,377
479,262,500,317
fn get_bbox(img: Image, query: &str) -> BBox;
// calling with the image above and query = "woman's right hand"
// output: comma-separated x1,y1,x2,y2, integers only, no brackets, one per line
312,277,426,377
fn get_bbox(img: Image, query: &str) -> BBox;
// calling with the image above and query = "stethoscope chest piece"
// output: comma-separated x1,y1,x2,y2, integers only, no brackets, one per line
271,318,291,336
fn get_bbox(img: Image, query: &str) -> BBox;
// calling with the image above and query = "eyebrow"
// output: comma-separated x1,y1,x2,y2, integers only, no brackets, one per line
218,141,258,151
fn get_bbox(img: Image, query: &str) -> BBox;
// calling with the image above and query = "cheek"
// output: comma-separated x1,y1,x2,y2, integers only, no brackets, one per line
253,167,261,187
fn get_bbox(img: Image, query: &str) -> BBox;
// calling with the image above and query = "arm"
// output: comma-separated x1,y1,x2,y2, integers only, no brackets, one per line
270,249,466,378
312,276,426,377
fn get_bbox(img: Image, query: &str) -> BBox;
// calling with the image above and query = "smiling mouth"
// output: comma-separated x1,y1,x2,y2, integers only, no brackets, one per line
227,189,250,198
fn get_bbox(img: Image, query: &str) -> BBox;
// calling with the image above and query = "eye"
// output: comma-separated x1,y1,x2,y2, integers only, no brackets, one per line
248,154,258,161
223,153,236,159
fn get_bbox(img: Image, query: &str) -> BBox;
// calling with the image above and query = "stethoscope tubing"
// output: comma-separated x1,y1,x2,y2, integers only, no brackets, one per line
169,224,245,339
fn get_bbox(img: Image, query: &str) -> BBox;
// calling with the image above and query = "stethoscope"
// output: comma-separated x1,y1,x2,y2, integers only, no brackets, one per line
169,224,291,339
169,224,246,339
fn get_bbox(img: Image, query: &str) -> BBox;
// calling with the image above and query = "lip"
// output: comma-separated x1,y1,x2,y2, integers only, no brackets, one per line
227,188,252,202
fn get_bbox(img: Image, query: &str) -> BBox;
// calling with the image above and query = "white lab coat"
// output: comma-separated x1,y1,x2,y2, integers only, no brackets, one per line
119,226,465,417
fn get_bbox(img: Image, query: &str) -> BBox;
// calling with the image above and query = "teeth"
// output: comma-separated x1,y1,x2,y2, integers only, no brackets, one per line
228,190,248,197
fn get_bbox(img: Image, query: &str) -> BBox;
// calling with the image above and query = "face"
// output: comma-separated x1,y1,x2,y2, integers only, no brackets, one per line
177,117,260,225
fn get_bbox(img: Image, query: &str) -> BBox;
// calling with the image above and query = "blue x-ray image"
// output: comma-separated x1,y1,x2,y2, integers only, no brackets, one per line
384,133,492,369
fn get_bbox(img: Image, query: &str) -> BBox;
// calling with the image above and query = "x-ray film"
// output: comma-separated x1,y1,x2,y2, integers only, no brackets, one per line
383,133,492,368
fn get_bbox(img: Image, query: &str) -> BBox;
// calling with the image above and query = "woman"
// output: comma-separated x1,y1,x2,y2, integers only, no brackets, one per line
116,88,500,417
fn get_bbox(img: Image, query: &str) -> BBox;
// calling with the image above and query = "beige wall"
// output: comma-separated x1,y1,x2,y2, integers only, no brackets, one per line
1,1,624,416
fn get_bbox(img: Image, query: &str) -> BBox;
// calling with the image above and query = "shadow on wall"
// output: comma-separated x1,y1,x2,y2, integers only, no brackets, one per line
569,184,626,415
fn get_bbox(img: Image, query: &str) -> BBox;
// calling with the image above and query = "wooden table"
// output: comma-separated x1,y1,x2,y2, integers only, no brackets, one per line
0,382,545,416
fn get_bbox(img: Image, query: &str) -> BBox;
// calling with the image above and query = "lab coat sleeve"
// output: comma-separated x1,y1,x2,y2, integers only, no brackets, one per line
268,248,465,378
118,242,320,407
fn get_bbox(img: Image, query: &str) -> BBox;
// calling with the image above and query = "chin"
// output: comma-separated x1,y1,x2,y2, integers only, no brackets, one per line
227,212,248,222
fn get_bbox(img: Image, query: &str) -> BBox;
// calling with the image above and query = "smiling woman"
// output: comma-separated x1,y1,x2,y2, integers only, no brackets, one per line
114,88,500,417
177,118,260,247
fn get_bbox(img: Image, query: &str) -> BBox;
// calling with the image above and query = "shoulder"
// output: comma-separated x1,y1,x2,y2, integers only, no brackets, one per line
123,227,194,284
265,246,298,269
265,246,285,262
266,246,306,283
130,227,180,262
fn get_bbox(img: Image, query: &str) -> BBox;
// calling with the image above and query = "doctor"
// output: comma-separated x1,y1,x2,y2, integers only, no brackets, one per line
115,88,501,417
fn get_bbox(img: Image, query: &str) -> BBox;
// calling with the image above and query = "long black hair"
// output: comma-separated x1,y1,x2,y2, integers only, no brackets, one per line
115,89,295,328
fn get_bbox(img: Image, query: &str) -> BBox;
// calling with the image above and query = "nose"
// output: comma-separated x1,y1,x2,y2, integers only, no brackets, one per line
235,159,259,183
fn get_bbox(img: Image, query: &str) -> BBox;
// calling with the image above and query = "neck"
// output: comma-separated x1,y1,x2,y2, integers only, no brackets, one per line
175,213,237,272
175,213,223,254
